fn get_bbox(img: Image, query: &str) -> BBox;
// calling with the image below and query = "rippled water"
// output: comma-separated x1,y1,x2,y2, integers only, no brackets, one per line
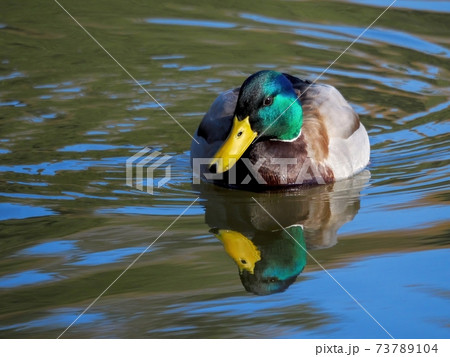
1,0,449,338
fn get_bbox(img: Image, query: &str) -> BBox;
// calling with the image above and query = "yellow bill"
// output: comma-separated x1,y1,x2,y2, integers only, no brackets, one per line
209,116,257,174
213,229,261,274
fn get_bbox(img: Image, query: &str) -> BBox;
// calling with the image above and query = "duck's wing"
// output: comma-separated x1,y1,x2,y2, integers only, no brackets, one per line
191,88,239,160
283,73,360,139
283,73,370,180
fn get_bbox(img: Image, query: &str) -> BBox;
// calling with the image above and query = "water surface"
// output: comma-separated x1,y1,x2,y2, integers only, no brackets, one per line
0,0,449,338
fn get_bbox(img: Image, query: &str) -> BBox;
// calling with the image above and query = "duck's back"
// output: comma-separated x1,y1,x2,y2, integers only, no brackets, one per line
287,77,370,181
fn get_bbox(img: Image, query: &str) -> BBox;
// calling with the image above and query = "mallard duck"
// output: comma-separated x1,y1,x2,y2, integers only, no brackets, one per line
191,70,370,187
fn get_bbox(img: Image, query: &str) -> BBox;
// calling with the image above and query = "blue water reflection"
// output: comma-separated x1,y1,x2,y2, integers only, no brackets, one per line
0,270,59,289
166,249,450,338
0,203,57,221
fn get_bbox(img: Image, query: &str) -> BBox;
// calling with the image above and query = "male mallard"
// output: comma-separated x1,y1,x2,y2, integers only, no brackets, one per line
191,70,370,187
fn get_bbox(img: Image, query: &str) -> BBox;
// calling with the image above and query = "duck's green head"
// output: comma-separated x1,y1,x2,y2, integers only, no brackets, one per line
210,70,303,174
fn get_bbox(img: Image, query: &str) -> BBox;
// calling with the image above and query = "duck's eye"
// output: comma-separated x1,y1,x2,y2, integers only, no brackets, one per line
237,131,243,138
263,97,273,107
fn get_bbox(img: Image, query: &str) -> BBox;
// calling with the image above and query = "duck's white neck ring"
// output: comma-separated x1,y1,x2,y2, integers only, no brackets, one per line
269,129,302,142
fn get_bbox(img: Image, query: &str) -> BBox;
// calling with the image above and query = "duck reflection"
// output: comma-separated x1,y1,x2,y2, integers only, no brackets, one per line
197,171,370,295
211,226,306,295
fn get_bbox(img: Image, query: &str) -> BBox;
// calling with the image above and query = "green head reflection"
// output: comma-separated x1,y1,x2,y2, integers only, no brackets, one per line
213,225,307,295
